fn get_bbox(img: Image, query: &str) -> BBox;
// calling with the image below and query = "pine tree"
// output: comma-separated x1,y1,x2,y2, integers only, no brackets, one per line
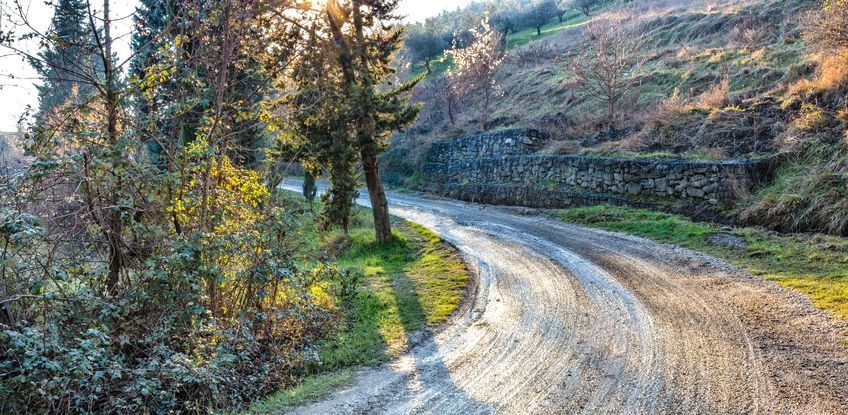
131,0,173,165
32,0,93,124
286,25,360,232
324,0,421,243
130,0,171,81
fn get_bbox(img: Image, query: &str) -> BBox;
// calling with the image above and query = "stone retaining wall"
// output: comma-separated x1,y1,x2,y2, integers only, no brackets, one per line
423,130,775,212
427,128,549,163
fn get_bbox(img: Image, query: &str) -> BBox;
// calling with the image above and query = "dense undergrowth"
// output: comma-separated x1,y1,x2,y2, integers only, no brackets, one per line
554,205,848,320
242,197,469,414
1,171,338,413
1,175,469,414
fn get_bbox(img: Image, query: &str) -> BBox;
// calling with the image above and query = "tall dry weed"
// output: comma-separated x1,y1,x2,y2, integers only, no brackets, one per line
696,77,730,108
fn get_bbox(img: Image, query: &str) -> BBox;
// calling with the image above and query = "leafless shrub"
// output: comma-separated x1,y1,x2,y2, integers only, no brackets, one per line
531,110,573,139
787,53,848,108
568,18,644,128
804,0,848,53
730,17,761,49
415,76,460,126
509,40,558,68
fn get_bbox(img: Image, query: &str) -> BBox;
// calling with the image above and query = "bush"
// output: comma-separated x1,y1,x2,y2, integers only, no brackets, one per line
0,228,338,413
0,161,340,414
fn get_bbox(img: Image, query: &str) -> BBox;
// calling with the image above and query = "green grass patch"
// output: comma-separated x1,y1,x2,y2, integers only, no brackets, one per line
506,12,589,49
242,193,470,413
408,54,455,80
319,210,469,367
553,205,848,321
243,371,354,414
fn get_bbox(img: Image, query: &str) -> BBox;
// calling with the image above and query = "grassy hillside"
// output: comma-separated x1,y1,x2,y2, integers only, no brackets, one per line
385,0,848,235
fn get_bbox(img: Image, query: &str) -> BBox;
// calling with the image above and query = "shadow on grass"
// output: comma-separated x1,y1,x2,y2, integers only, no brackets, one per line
387,254,490,412
320,226,490,412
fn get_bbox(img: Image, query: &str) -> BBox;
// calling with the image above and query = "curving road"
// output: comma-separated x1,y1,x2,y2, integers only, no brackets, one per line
283,181,848,415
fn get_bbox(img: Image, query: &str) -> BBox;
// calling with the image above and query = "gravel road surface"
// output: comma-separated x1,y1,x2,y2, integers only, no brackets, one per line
282,181,848,415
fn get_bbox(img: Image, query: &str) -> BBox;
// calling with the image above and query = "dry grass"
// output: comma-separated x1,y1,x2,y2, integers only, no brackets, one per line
742,127,848,236
788,53,848,98
541,139,581,155
696,77,730,108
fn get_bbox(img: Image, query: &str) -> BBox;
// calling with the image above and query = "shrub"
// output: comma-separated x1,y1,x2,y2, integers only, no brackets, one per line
0,160,340,414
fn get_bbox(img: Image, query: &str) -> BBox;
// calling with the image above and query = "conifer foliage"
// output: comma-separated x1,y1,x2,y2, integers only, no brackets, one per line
30,0,97,125
263,0,420,243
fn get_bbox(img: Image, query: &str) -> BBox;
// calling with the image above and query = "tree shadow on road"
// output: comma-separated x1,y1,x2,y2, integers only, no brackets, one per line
387,268,493,414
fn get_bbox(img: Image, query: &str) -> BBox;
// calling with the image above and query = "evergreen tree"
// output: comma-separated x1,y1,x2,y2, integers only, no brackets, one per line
130,0,171,81
31,0,93,124
132,0,263,169
324,0,420,243
131,0,173,165
285,25,360,232
226,55,266,168
303,173,318,204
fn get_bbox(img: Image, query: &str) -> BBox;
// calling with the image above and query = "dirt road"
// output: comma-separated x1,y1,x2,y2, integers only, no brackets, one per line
283,181,848,415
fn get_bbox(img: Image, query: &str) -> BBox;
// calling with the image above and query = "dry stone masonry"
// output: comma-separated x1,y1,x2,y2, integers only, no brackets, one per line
423,128,774,213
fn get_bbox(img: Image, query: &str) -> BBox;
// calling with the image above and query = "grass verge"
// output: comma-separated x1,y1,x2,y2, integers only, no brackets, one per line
552,205,848,321
242,198,470,414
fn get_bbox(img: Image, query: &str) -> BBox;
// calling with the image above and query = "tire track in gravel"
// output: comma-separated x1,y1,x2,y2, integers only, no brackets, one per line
282,182,848,415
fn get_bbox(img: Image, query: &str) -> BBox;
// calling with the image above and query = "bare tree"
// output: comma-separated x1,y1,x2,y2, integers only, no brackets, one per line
568,20,643,128
555,0,571,22
446,14,505,131
419,75,460,125
570,0,599,17
492,9,520,37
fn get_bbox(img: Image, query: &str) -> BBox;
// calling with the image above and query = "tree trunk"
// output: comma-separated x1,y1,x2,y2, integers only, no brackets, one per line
447,95,455,125
481,86,491,131
537,27,542,36
1,240,15,328
102,0,123,295
106,214,123,294
361,147,392,244
425,59,431,74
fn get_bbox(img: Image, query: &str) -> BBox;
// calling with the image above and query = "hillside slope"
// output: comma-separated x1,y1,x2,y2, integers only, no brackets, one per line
384,0,848,235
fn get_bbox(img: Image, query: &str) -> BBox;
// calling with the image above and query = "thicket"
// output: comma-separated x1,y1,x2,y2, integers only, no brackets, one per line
0,0,418,413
